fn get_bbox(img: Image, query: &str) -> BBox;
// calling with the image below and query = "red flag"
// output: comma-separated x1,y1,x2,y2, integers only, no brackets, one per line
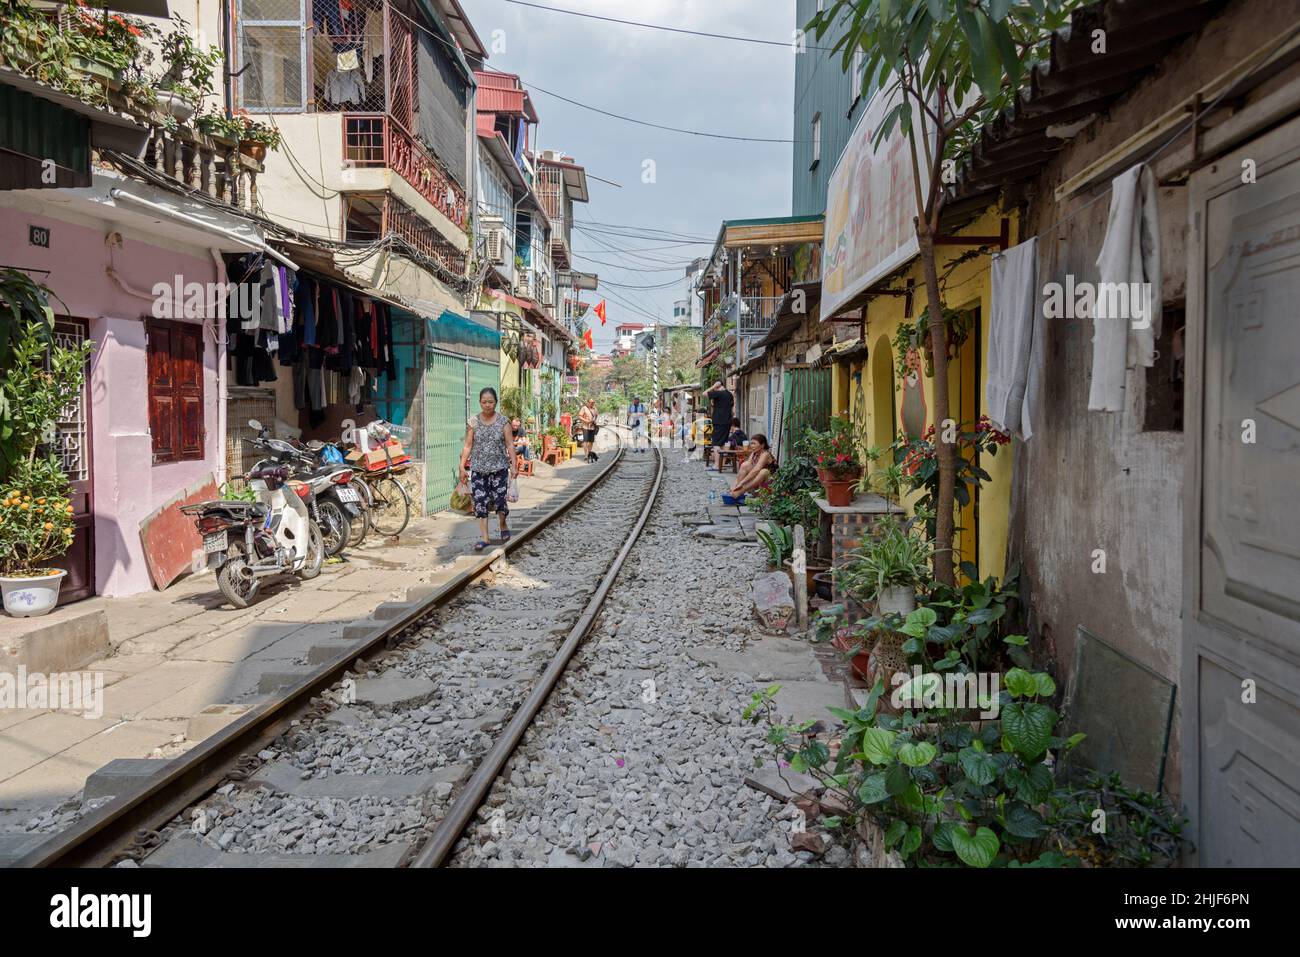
583,327,594,350
594,300,607,325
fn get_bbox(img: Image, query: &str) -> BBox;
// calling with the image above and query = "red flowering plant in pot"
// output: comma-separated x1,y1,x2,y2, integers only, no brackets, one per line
804,416,869,507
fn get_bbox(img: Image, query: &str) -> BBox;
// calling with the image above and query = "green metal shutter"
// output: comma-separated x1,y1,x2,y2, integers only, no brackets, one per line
424,350,468,514
782,367,832,454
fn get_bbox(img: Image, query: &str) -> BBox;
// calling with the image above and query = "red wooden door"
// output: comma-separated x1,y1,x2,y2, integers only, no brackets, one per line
52,318,94,603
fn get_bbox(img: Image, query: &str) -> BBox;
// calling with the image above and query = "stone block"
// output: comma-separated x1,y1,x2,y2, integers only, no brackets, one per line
83,757,168,802
256,667,315,694
351,674,437,709
186,703,253,741
306,639,364,666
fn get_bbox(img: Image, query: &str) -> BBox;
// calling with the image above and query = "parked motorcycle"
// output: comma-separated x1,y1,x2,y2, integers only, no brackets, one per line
242,424,361,558
181,420,325,608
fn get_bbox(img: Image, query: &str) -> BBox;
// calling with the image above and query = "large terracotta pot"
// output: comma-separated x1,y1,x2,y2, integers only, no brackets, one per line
817,467,861,507
240,140,268,162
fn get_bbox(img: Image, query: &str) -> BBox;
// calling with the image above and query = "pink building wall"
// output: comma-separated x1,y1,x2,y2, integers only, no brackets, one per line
2,208,224,597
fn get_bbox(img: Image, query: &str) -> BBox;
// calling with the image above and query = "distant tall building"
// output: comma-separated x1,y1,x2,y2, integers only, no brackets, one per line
792,0,871,216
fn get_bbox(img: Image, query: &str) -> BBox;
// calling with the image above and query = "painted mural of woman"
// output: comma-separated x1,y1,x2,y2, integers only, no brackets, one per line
900,344,928,441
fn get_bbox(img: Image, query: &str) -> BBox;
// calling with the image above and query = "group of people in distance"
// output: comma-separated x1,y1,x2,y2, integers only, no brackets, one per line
490,380,777,524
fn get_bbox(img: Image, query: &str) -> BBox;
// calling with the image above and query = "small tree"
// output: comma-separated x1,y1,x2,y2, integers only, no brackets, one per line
0,271,93,576
809,0,1078,585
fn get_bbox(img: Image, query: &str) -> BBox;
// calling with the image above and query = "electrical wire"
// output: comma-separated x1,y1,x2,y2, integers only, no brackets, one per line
502,0,838,52
387,7,802,145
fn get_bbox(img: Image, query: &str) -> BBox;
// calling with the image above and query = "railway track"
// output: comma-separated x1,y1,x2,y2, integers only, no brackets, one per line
15,434,663,868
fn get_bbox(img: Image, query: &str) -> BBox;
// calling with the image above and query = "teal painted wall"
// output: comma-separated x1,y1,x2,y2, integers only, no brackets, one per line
792,0,870,217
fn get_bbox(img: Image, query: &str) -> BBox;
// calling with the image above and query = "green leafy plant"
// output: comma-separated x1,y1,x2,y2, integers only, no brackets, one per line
196,110,245,142
234,112,283,150
745,674,1123,868
1047,772,1187,867
756,524,794,569
0,279,93,576
897,416,1010,543
155,14,223,108
836,514,932,604
498,386,525,421
218,481,257,503
748,437,822,545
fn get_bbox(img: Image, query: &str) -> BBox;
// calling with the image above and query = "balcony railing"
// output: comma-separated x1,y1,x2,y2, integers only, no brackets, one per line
536,165,571,268
138,125,260,211
343,113,467,227
733,294,782,340
383,194,467,276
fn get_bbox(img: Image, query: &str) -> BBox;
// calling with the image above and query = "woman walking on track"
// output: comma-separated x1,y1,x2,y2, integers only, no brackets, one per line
579,399,599,463
459,387,519,551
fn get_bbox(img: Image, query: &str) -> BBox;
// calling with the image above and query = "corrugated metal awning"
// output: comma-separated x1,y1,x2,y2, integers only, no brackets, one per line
951,0,1224,202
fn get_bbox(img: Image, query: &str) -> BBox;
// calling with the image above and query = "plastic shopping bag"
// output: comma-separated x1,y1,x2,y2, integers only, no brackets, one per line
507,478,519,503
450,477,472,513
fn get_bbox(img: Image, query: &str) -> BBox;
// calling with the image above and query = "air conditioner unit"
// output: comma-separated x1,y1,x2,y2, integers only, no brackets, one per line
540,285,554,307
486,229,506,264
481,216,505,264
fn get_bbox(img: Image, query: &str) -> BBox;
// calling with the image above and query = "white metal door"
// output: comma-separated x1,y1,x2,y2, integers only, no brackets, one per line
1183,116,1300,865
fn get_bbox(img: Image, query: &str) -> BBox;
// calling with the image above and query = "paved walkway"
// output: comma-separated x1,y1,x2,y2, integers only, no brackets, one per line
0,446,611,826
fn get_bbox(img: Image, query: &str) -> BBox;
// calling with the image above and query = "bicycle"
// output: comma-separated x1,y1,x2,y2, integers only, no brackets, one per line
355,441,411,539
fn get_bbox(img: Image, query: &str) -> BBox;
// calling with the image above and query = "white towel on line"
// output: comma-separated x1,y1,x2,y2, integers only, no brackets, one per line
1088,162,1162,412
987,236,1038,440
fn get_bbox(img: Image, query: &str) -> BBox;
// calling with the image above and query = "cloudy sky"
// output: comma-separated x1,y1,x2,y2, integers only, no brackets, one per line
462,0,798,351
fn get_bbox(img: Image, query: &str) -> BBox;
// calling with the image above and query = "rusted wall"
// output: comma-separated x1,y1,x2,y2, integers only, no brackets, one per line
1008,0,1294,797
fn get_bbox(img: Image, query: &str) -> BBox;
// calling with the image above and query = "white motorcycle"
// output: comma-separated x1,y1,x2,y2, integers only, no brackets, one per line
181,419,324,608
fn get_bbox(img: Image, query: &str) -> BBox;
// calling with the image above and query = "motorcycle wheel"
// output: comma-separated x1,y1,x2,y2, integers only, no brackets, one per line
317,500,348,557
217,549,260,609
297,521,325,580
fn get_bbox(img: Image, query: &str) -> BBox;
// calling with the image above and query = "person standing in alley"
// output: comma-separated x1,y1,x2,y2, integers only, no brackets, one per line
579,398,599,462
459,387,518,551
628,395,648,453
706,379,733,470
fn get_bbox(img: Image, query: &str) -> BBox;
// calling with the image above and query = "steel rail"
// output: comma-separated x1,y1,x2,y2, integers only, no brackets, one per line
411,442,664,867
15,435,628,869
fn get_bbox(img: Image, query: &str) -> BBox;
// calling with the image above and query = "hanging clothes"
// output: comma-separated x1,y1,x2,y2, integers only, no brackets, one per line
324,68,365,105
258,261,281,333
226,253,262,332
363,3,384,82
987,237,1039,440
1088,162,1162,412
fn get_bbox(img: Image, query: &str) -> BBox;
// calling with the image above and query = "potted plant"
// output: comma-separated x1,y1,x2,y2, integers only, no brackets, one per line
805,417,866,506
196,110,244,147
0,271,94,616
840,514,932,616
236,114,282,161
154,15,223,121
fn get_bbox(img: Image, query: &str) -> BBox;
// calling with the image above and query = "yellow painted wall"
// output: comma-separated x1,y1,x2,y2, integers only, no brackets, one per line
843,206,1018,582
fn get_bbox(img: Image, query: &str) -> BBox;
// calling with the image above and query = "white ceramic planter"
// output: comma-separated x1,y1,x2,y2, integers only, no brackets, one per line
876,584,917,617
1,569,67,617
155,90,196,122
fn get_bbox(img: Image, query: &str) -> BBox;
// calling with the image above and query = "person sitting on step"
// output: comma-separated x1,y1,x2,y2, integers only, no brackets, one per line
729,434,775,500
